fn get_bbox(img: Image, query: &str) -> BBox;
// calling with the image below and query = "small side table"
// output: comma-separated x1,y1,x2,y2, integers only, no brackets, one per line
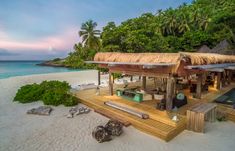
187,103,217,133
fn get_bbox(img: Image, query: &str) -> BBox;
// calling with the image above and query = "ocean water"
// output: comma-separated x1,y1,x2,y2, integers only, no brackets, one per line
0,61,81,79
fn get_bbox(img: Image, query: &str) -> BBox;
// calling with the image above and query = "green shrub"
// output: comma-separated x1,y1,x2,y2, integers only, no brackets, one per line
113,73,122,79
40,80,70,92
63,95,78,106
14,80,78,106
42,89,65,106
14,83,44,103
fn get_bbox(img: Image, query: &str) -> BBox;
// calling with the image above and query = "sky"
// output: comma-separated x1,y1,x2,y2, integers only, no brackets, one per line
0,0,192,60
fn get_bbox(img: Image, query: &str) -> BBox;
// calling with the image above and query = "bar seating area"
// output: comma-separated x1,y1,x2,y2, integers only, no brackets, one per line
75,52,235,141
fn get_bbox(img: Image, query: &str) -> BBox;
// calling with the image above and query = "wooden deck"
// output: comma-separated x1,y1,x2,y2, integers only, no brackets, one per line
75,84,187,142
74,81,235,141
178,83,235,122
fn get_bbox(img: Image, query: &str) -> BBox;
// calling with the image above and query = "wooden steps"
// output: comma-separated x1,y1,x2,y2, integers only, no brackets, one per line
75,91,186,141
94,108,131,127
218,105,235,122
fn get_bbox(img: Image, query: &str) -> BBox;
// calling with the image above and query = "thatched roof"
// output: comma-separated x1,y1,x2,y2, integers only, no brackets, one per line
94,52,235,66
93,52,235,74
94,52,180,64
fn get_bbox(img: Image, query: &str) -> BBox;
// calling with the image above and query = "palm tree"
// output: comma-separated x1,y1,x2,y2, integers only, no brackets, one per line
199,15,211,31
162,9,178,36
79,20,101,49
178,11,190,34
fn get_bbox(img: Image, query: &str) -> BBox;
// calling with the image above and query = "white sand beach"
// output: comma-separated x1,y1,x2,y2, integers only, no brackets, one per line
0,70,235,151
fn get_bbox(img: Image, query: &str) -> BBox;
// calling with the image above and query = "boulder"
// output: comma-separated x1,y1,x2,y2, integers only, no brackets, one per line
27,106,53,116
92,126,112,143
105,120,123,136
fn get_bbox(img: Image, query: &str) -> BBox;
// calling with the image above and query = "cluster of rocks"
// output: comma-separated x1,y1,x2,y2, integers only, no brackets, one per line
27,106,53,116
67,106,90,118
92,120,123,143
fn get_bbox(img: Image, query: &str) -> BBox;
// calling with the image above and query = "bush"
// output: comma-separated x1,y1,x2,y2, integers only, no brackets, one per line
63,95,78,106
40,80,70,92
14,83,44,103
14,80,79,106
42,89,65,106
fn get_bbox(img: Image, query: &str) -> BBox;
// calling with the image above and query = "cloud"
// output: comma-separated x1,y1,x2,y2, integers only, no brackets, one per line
0,27,80,54
0,48,19,56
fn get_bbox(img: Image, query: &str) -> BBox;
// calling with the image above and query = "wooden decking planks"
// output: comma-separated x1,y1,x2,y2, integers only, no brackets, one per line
94,108,131,127
75,81,235,141
104,95,185,127
75,88,186,141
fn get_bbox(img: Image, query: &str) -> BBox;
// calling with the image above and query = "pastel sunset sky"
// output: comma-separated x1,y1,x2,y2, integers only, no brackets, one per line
0,0,192,60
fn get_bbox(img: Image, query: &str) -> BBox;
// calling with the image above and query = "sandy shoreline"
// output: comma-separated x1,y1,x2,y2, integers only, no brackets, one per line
0,70,235,151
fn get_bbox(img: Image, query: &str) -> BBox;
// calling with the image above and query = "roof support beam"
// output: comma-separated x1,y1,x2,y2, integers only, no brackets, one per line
215,72,222,90
109,71,114,96
195,74,202,99
142,76,147,90
205,68,224,72
185,63,235,70
166,76,176,111
85,61,176,67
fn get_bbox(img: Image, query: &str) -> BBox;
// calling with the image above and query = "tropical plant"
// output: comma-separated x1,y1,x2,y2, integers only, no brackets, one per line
14,81,79,106
79,20,101,49
51,0,235,69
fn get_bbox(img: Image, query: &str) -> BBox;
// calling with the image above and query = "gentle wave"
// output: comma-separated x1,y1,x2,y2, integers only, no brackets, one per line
0,61,81,79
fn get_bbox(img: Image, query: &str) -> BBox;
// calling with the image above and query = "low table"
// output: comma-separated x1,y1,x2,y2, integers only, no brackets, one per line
187,103,217,133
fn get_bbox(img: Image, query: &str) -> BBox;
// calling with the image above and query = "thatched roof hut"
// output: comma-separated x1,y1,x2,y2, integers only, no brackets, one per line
94,52,235,66
92,52,235,75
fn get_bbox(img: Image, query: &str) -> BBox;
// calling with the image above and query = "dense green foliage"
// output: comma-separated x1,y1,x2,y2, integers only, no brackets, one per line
14,84,44,103
102,0,235,52
63,43,98,69
53,0,235,68
14,81,78,106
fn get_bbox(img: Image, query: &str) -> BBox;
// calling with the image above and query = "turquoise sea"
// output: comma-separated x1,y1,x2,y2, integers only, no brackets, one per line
0,61,81,79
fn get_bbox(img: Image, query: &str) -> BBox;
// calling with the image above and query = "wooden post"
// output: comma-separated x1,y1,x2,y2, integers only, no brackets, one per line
142,76,146,90
222,71,226,87
98,70,101,85
216,72,222,90
166,76,175,111
109,72,113,95
130,76,133,82
196,74,202,99
227,70,232,84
